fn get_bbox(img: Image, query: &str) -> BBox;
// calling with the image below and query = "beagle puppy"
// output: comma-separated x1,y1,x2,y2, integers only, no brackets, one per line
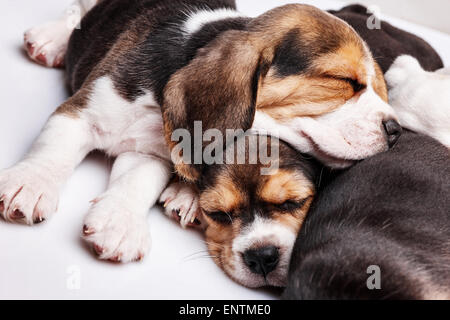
385,55,450,148
2,0,398,285
284,131,450,299
187,134,321,287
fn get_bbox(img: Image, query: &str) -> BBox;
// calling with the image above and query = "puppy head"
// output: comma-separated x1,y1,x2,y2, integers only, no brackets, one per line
198,136,319,287
163,3,401,181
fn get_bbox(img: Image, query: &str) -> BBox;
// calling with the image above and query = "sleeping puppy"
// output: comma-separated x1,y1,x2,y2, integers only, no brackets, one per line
2,0,399,264
284,131,450,300
192,135,320,287
385,55,450,148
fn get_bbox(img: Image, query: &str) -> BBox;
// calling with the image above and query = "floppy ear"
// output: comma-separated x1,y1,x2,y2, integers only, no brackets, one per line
162,30,273,182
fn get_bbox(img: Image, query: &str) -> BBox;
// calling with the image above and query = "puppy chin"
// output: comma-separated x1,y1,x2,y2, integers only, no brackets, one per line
299,121,388,168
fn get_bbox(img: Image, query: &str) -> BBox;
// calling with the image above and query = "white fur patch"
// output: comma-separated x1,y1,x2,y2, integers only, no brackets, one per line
84,152,171,262
78,77,173,261
24,0,99,67
183,8,246,35
0,115,93,224
0,75,172,265
24,20,73,67
83,76,170,159
385,55,450,148
229,216,297,288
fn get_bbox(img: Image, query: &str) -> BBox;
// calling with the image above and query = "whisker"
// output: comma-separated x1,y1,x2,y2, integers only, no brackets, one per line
183,255,220,262
183,250,211,259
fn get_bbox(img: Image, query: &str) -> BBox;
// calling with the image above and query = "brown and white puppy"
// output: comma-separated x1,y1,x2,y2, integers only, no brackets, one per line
3,0,397,282
195,135,320,287
162,3,401,181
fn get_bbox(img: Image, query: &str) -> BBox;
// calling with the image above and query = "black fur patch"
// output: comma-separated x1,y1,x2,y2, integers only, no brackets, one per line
329,4,443,72
284,132,450,300
272,29,311,77
65,0,242,101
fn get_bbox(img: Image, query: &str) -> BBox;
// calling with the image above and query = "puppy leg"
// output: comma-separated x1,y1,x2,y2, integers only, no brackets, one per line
24,0,99,67
0,97,94,224
83,152,171,263
159,181,203,229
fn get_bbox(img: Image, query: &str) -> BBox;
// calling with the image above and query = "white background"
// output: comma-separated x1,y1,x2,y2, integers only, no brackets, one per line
0,0,449,300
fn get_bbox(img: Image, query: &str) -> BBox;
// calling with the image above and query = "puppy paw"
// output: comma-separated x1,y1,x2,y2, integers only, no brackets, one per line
159,182,202,228
83,196,150,263
386,55,422,87
0,164,59,225
24,20,71,68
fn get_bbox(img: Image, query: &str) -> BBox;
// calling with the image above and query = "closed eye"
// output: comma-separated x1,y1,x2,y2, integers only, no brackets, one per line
342,78,366,92
324,75,366,93
205,211,233,225
275,198,310,212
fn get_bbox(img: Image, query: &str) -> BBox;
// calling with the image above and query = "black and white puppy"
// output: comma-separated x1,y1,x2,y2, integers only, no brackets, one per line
284,131,450,300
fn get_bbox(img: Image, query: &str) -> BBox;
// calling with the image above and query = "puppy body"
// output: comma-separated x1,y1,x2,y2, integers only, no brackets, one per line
329,4,444,73
385,55,450,148
284,132,450,300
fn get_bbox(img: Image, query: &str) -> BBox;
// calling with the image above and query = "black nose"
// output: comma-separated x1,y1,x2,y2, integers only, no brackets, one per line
243,246,280,276
383,120,402,148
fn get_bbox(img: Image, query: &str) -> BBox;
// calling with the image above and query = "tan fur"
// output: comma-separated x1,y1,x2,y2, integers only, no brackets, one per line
54,87,91,118
272,202,311,234
259,169,314,204
373,62,388,102
257,73,354,120
199,175,245,214
256,42,369,120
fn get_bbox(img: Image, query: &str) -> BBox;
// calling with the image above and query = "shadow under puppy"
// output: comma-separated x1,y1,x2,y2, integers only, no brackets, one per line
284,131,450,299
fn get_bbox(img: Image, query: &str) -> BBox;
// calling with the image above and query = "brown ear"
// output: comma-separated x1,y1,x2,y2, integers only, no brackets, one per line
162,30,273,182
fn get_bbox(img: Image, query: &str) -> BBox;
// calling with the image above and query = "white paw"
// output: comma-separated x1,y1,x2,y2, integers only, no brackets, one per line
0,163,59,225
159,182,202,228
24,20,71,68
83,195,150,263
386,55,421,88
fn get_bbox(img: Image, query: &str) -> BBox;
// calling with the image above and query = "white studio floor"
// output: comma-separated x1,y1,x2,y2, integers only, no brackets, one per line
0,0,449,300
